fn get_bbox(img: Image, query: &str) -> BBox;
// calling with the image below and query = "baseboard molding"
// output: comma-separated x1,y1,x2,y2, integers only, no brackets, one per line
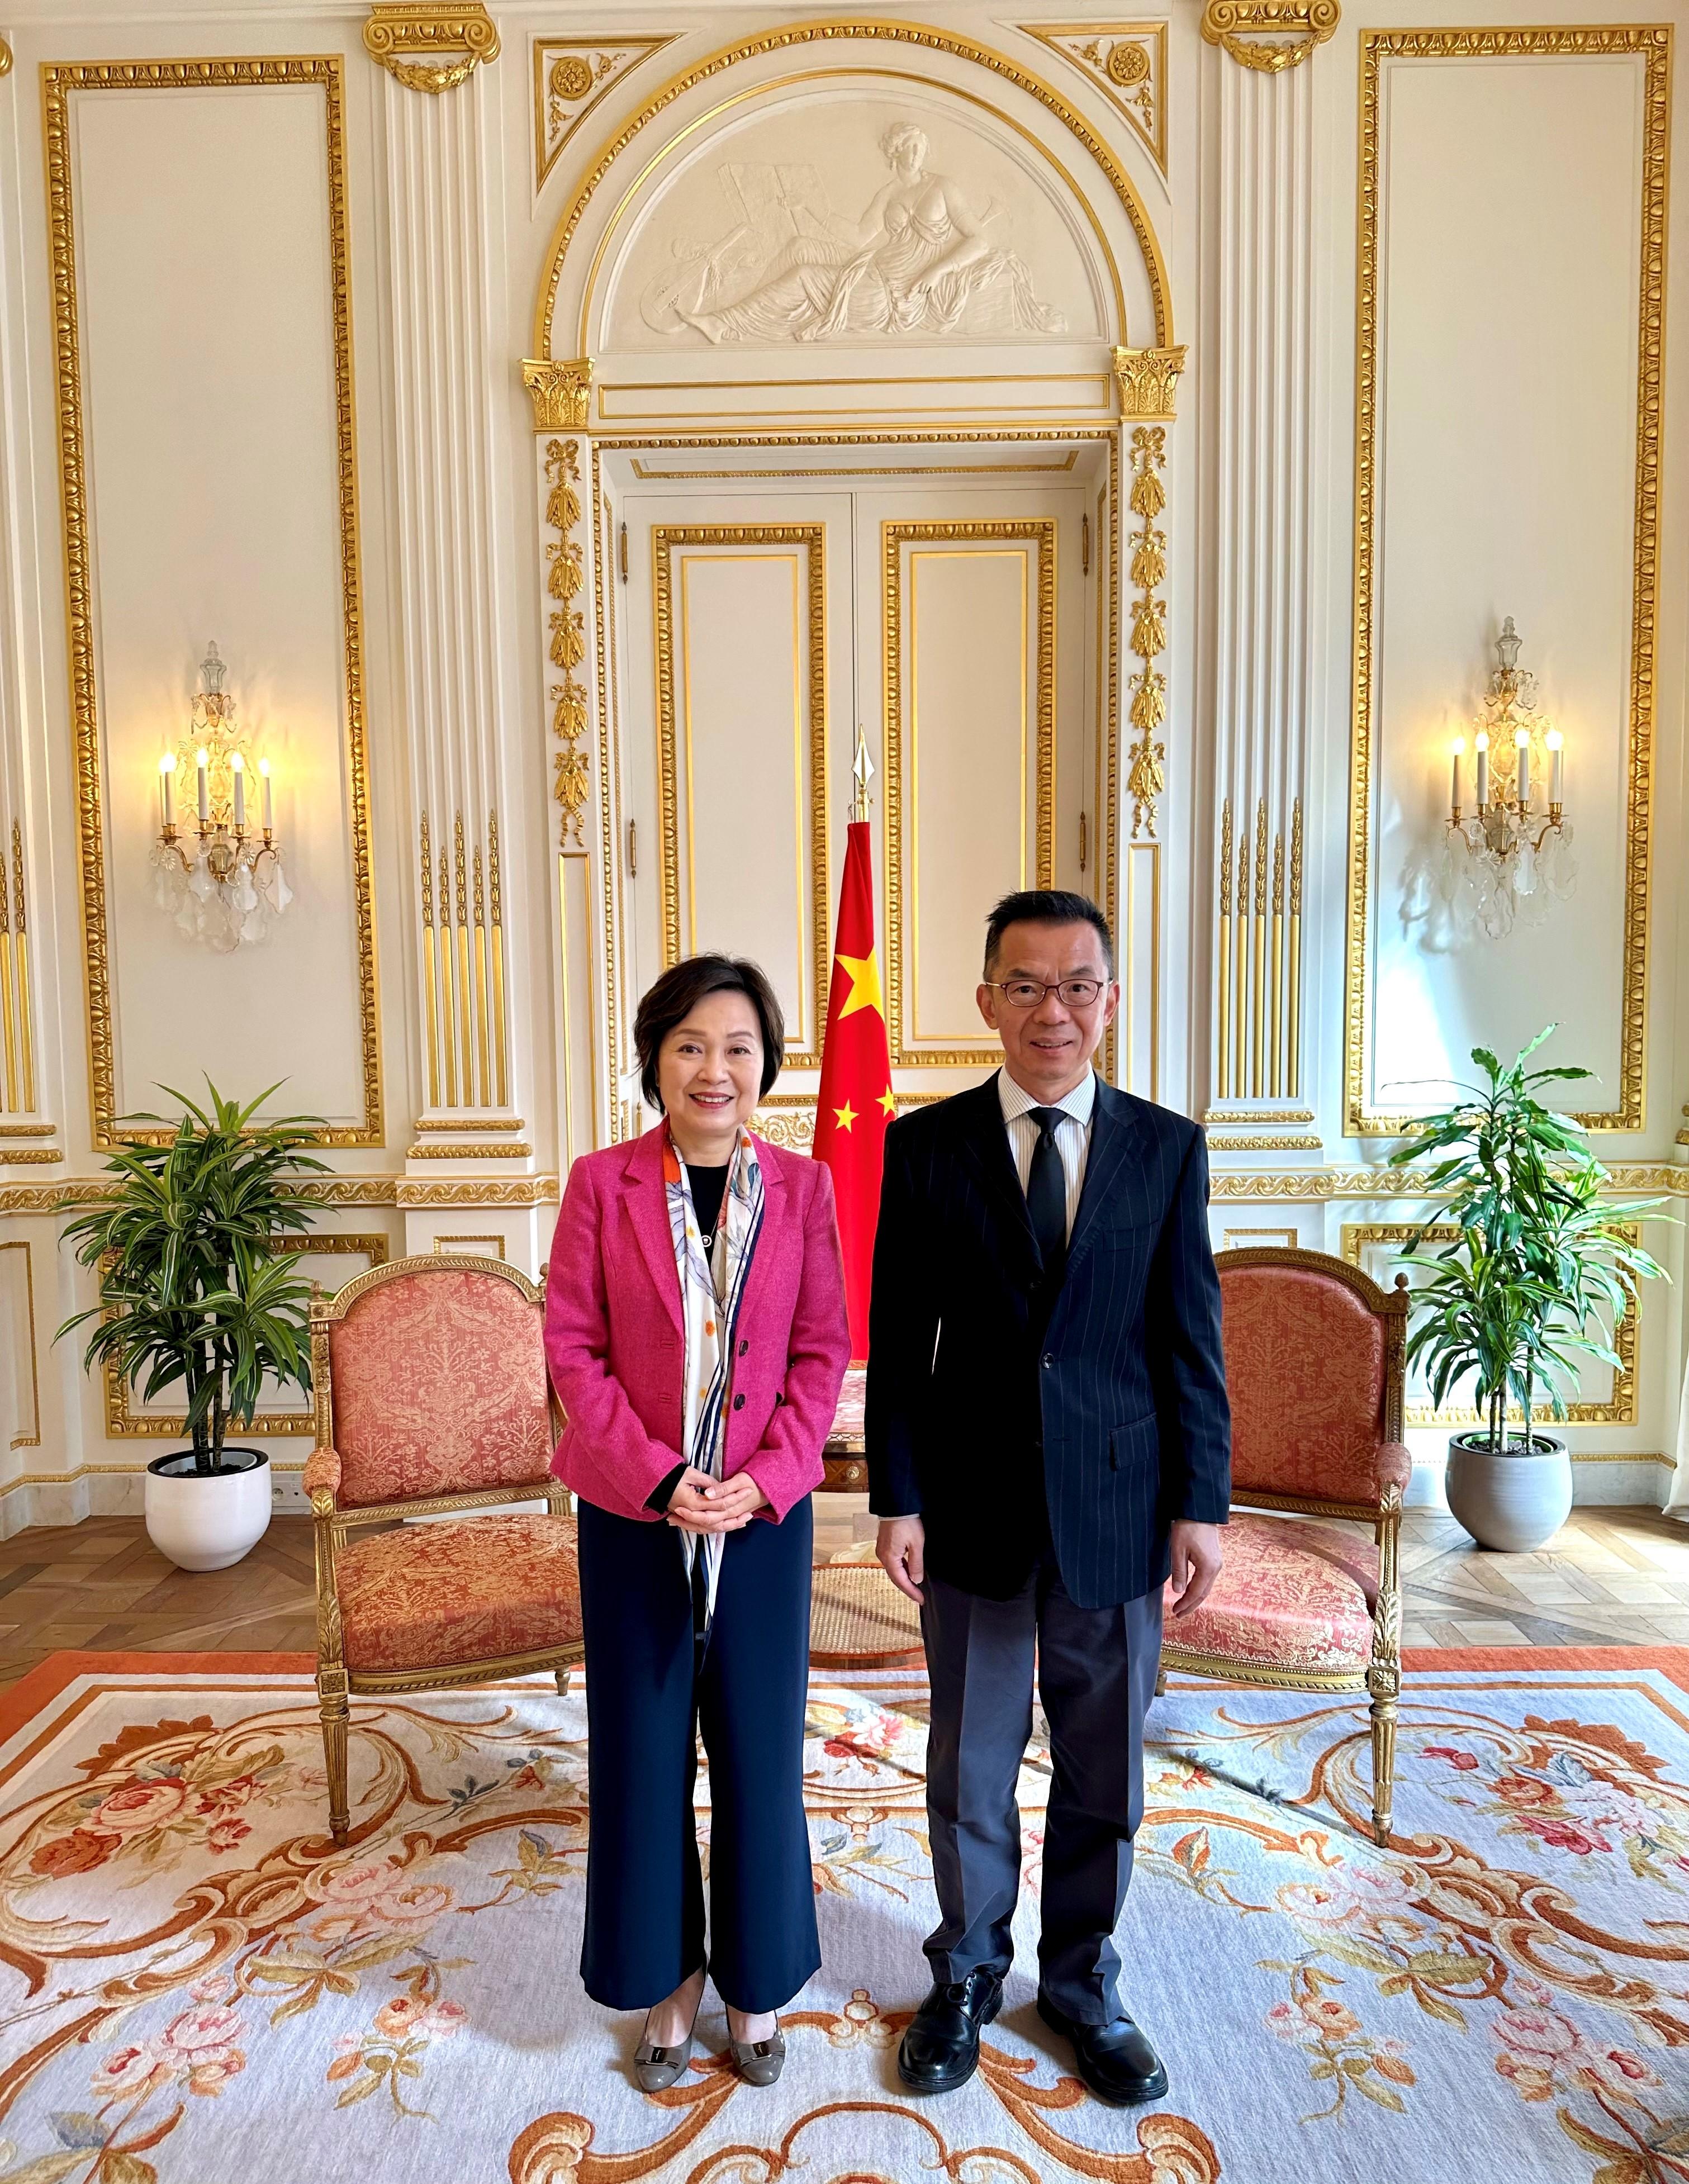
1405,1454,1674,1514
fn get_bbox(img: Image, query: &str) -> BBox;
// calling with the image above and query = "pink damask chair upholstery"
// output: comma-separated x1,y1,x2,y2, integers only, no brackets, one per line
304,1256,583,1842
1161,1248,1412,1844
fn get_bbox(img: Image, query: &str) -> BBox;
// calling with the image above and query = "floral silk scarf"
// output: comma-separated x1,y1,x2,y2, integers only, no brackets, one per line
661,1123,766,1632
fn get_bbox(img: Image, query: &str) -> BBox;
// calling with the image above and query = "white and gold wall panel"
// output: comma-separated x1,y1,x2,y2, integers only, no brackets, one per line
1345,28,1668,1136
44,58,380,1146
883,516,1059,1065
651,522,830,1065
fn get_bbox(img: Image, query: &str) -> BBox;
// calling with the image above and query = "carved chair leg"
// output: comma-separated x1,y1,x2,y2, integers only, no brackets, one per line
318,1670,352,1844
1368,1685,1397,1847
554,1667,572,1698
1154,1667,1167,1699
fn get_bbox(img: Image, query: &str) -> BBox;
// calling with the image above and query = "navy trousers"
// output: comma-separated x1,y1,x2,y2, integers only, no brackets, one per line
576,1493,820,2014
921,1555,1163,2022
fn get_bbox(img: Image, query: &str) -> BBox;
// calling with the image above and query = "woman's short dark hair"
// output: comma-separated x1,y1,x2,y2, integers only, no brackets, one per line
634,954,785,1108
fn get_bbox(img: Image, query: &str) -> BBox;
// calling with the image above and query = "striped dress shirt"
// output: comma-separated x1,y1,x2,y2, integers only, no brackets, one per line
997,1067,1095,1241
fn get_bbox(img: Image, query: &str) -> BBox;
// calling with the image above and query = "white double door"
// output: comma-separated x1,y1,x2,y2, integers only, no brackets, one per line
610,459,1104,1108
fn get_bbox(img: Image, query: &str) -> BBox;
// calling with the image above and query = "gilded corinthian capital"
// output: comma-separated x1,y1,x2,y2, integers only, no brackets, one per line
363,5,500,94
521,358,592,431
1112,346,1187,420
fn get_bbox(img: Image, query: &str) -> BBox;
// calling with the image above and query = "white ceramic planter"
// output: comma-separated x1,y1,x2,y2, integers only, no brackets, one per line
145,1447,272,1571
1444,1431,1573,1554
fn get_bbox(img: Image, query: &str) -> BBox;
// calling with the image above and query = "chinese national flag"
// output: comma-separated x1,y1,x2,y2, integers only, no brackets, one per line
813,820,893,1362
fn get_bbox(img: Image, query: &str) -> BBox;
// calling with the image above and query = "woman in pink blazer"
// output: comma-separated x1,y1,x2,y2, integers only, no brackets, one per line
545,953,849,2094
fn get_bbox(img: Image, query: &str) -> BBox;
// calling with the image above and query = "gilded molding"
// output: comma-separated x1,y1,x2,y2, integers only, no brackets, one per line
393,1176,559,1207
883,519,1055,1065
1015,22,1166,176
1124,426,1167,839
532,18,1174,359
545,440,590,851
533,37,677,192
1341,1222,1639,1427
1112,345,1186,419
102,1236,389,1440
405,1141,533,1159
1201,0,1339,72
43,59,382,1148
0,39,11,79
523,358,592,431
364,4,500,93
1207,1134,1323,1153
651,524,830,1067
1346,26,1667,1137
412,1115,525,1131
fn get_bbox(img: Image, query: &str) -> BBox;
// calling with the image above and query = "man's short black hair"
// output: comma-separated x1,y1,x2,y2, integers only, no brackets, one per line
633,953,785,1108
983,889,1116,978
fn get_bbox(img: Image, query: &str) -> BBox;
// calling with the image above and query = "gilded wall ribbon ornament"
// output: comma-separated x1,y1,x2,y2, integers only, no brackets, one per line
1201,0,1339,73
1125,427,1168,841
363,4,500,93
545,439,590,852
0,37,12,78
522,357,591,430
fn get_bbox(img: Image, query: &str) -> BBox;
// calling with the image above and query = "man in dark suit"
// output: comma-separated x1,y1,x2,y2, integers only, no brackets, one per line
867,889,1229,2106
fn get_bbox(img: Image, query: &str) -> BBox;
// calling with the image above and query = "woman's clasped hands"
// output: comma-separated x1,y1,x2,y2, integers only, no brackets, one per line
665,1465,768,1534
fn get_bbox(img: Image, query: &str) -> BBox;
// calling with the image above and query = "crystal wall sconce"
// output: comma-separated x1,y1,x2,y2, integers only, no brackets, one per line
151,644,292,952
1436,618,1575,940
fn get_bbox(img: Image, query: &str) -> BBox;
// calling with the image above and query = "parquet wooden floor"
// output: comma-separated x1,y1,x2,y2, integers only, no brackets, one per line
0,1504,1685,1691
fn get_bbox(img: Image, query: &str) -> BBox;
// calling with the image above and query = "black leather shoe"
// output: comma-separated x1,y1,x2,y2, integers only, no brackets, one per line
897,1970,1004,2093
1036,1993,1169,2105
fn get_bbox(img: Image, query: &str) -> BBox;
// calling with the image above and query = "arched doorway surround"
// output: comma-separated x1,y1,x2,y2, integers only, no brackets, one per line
521,18,1184,1153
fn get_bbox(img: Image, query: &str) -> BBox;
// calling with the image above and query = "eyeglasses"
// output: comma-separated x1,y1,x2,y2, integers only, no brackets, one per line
985,977,1107,1009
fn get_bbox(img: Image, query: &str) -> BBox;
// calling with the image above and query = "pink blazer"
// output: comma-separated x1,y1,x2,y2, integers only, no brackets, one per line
544,1128,851,1524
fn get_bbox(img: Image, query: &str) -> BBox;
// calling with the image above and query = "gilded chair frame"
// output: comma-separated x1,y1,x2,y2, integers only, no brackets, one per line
1163,1246,1411,1844
306,1253,583,1843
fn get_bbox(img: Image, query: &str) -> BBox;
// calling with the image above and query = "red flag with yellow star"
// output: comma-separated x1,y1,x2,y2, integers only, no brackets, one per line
813,820,894,1361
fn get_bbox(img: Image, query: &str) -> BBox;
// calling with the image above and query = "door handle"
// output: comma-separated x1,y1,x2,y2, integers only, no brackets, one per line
627,818,637,876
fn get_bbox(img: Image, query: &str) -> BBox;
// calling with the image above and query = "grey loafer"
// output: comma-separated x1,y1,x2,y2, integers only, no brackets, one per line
729,2029,786,2086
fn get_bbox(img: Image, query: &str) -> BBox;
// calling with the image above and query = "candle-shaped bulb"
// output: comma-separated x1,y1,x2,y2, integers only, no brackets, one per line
230,749,245,827
1474,730,1490,806
1546,727,1564,806
158,751,176,829
258,756,274,832
1515,726,1531,804
1450,736,1464,813
195,747,210,824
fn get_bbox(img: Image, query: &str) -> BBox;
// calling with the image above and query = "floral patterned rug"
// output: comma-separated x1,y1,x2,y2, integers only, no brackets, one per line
0,1648,1687,2184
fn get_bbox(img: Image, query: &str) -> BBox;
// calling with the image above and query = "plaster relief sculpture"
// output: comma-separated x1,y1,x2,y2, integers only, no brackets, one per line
640,124,1067,343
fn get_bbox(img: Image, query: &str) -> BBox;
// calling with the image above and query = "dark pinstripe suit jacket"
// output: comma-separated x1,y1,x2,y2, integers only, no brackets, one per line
865,1074,1230,1609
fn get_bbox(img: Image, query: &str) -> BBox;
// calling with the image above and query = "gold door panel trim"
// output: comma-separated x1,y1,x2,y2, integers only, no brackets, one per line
43,57,383,1147
1344,26,1667,1136
532,19,1173,359
651,525,830,1068
883,518,1055,1065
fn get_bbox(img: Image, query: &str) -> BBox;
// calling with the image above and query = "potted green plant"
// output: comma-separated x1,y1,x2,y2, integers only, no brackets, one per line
1387,1029,1668,1552
58,1081,328,1570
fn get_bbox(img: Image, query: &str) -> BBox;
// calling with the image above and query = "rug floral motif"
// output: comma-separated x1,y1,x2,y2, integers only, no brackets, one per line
0,1649,1687,2183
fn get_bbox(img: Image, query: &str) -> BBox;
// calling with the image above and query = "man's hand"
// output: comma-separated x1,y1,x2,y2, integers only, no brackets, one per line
1168,1520,1223,1618
666,1467,767,1535
876,1517,927,1605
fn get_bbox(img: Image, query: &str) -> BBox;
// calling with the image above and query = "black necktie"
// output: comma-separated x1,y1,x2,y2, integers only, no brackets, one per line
1027,1108,1068,1286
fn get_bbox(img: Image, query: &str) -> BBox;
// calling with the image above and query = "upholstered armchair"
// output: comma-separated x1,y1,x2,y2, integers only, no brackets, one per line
1161,1247,1412,1845
305,1256,583,1842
